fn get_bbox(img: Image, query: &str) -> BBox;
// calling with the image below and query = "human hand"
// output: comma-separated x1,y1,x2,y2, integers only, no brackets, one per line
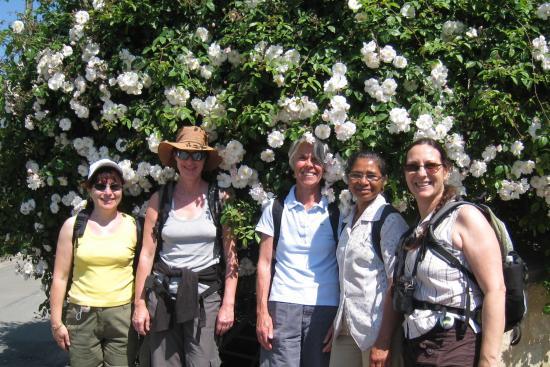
215,303,235,336
322,324,334,353
132,301,151,336
256,312,273,350
52,324,70,351
370,345,389,367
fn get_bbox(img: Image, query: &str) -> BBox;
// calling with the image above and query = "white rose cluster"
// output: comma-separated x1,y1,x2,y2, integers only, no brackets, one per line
536,3,550,20
445,133,471,168
441,20,466,42
388,107,412,134
322,185,336,203
249,183,274,207
531,36,550,71
251,42,301,87
146,132,161,153
322,95,349,125
219,140,246,169
230,165,258,189
347,0,362,11
364,77,397,102
267,130,285,149
400,3,416,18
510,140,524,157
413,115,454,141
323,153,346,184
116,71,150,95
195,27,210,42
165,86,190,106
207,42,229,66
314,124,331,140
11,20,24,34
26,162,45,190
530,175,550,204
20,198,36,215
429,61,449,88
191,95,227,124
324,62,348,93
482,144,502,162
338,189,354,217
468,160,487,178
101,99,127,122
360,40,407,69
511,160,535,178
178,50,201,71
498,179,530,201
275,96,318,123
92,0,105,10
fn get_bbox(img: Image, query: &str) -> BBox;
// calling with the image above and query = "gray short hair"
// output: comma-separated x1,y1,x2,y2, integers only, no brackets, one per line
288,137,330,168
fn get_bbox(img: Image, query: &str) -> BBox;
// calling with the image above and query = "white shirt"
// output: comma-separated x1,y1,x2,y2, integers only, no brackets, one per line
333,194,409,350
403,207,483,339
255,186,340,306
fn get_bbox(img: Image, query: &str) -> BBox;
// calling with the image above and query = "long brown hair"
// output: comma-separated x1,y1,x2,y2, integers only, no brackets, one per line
404,138,458,249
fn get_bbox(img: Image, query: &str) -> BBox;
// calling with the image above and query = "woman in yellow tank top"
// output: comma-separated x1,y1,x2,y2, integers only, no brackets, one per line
50,159,138,367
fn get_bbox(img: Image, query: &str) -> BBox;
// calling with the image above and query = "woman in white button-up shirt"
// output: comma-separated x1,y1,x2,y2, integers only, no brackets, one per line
328,151,409,367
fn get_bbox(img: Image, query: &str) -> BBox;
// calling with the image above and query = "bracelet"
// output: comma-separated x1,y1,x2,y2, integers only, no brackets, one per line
51,323,64,332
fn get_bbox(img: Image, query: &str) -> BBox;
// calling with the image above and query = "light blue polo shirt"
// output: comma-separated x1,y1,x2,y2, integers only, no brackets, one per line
256,186,339,306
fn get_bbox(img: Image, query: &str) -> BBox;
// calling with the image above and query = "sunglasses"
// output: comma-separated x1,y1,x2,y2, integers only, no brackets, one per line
404,163,443,174
174,150,207,161
348,172,383,182
93,183,122,192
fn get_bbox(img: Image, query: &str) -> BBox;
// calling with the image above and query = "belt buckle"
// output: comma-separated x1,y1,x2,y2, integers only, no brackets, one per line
438,310,455,330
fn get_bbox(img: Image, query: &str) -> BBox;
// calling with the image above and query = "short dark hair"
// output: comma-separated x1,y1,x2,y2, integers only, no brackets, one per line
345,151,387,177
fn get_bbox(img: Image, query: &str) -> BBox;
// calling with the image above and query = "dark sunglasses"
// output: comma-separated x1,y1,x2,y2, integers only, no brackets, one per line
93,183,122,192
174,150,207,161
404,162,443,174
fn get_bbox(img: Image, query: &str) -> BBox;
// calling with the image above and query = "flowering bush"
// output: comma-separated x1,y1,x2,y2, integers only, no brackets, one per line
0,0,548,313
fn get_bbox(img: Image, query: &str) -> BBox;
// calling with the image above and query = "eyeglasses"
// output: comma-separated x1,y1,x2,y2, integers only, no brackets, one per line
93,183,122,192
348,172,383,182
404,163,443,174
174,150,207,161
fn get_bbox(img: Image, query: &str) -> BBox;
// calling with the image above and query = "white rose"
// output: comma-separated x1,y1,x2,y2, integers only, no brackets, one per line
348,0,362,11
59,118,72,131
11,20,24,34
393,55,408,69
379,45,397,63
74,10,90,25
260,149,276,162
267,130,285,148
315,124,331,140
400,3,416,18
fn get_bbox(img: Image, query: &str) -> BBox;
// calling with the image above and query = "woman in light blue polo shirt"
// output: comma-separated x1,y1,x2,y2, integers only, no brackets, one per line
256,136,339,367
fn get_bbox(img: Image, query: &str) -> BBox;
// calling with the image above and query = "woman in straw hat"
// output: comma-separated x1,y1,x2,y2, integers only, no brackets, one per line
50,159,138,367
133,126,238,367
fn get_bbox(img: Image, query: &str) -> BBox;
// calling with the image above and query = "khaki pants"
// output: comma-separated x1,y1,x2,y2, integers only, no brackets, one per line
329,327,404,367
65,302,138,367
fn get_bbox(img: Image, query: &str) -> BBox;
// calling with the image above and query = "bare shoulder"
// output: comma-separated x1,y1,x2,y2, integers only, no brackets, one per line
456,204,491,228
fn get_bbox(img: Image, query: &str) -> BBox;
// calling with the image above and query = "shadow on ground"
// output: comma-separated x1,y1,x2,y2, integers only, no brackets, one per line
0,320,68,367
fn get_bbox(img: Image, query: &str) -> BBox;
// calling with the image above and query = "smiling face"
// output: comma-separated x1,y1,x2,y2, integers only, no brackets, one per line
88,171,123,211
292,142,324,190
174,149,206,180
348,158,385,207
404,143,449,204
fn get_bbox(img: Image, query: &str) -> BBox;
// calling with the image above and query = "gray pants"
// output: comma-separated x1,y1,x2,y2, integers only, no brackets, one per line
260,301,337,367
149,292,221,367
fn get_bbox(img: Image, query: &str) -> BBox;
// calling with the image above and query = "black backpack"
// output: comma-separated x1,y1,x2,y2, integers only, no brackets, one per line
425,200,528,336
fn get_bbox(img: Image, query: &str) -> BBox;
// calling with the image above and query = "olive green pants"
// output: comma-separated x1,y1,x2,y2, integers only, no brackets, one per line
65,302,138,367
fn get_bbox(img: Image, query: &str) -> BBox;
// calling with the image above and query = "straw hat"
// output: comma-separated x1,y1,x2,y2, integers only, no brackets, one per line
157,126,222,171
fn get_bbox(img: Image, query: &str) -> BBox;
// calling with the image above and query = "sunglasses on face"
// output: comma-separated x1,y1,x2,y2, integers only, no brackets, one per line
174,150,207,161
348,172,383,182
93,183,122,192
404,162,443,174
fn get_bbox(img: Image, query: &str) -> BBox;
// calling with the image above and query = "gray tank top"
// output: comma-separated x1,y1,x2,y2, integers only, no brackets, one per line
159,195,221,293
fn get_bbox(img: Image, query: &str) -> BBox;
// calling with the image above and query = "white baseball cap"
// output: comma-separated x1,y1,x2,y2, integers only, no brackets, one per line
87,159,123,180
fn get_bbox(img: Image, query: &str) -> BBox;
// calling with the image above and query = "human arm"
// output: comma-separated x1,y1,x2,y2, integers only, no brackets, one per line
215,222,238,336
132,192,159,336
49,217,75,351
454,205,506,367
256,233,274,350
370,278,400,367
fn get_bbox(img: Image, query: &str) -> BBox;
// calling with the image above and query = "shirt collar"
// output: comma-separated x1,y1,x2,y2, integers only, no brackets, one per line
285,185,328,211
342,193,388,226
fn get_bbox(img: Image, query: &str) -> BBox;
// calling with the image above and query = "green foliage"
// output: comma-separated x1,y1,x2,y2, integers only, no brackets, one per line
0,0,548,312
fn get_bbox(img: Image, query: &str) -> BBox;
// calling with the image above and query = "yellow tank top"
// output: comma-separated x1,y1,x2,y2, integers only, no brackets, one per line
68,213,137,307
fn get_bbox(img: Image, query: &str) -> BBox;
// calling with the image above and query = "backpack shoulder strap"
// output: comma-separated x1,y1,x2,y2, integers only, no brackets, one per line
133,214,144,274
327,202,340,243
154,181,175,261
271,196,285,251
371,204,399,262
72,209,90,248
